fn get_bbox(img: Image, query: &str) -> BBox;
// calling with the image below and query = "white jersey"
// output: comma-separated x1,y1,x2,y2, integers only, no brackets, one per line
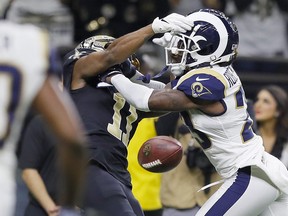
172,65,264,179
0,21,48,215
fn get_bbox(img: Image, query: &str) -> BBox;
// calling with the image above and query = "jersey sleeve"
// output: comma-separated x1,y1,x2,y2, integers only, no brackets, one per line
172,69,228,101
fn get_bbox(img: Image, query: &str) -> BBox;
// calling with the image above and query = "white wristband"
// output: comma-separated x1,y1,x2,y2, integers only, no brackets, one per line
111,74,154,112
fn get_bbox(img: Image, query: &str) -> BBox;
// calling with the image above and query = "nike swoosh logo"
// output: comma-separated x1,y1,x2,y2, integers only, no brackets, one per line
196,76,209,81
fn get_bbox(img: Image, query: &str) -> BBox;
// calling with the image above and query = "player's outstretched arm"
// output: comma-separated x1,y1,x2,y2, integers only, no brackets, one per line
74,13,193,78
108,74,225,115
32,76,87,208
107,74,198,112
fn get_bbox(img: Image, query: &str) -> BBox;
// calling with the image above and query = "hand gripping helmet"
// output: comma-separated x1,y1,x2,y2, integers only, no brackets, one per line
76,35,115,52
165,9,239,76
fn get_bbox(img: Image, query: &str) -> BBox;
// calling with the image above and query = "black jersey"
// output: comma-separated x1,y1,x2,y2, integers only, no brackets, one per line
63,48,142,187
19,116,59,208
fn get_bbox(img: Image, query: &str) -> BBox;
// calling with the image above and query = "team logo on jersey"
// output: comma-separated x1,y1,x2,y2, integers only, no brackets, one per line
191,82,212,98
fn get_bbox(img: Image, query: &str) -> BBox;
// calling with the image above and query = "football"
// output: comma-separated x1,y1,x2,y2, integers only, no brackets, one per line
138,136,183,173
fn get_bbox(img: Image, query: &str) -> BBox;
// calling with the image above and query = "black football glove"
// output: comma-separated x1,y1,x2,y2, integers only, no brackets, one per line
98,65,123,82
119,59,137,79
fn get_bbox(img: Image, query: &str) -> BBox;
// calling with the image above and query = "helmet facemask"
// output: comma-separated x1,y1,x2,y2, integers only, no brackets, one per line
165,26,204,76
165,9,239,77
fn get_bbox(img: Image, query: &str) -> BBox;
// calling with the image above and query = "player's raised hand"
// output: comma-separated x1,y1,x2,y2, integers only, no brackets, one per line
152,13,193,34
152,32,173,47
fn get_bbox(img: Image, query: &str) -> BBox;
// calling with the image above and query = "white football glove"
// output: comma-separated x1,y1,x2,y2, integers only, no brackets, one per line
152,32,173,47
152,13,193,34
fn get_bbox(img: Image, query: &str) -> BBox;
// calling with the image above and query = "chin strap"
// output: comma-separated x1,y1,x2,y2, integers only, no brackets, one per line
210,53,236,66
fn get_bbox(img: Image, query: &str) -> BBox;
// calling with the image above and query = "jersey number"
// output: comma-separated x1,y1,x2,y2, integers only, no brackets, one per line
107,93,138,146
0,65,22,148
235,87,254,143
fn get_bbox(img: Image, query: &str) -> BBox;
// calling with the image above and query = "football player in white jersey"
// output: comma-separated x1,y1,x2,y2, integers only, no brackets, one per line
0,1,87,215
105,9,288,216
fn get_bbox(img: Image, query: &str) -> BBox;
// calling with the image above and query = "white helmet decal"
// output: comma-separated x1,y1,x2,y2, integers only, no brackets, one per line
187,11,228,61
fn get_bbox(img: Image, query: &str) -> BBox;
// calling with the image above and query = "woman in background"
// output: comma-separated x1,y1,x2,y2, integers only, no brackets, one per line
253,85,288,168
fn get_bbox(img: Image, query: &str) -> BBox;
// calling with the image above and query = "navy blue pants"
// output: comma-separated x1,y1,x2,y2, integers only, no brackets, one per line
82,164,144,216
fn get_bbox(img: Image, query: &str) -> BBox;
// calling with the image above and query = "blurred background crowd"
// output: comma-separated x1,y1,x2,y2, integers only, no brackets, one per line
3,0,288,215
5,0,288,98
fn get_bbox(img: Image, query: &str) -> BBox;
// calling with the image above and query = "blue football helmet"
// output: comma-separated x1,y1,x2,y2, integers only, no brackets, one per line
76,35,115,52
165,9,239,76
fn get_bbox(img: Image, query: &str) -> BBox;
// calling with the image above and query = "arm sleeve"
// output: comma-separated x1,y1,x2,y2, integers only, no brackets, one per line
111,74,154,112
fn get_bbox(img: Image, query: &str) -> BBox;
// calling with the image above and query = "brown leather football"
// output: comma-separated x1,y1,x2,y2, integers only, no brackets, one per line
138,136,183,173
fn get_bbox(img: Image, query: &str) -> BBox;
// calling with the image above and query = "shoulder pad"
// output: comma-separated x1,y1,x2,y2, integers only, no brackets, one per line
173,68,228,101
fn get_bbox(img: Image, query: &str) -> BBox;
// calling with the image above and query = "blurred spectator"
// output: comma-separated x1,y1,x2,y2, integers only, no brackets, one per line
156,114,221,216
169,0,226,15
19,115,61,216
169,0,204,15
128,118,163,216
6,0,74,48
201,0,226,11
253,85,288,168
225,0,288,58
61,0,171,43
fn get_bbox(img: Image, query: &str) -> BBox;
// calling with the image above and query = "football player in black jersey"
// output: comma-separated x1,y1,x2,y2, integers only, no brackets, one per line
0,1,87,215
62,14,193,216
